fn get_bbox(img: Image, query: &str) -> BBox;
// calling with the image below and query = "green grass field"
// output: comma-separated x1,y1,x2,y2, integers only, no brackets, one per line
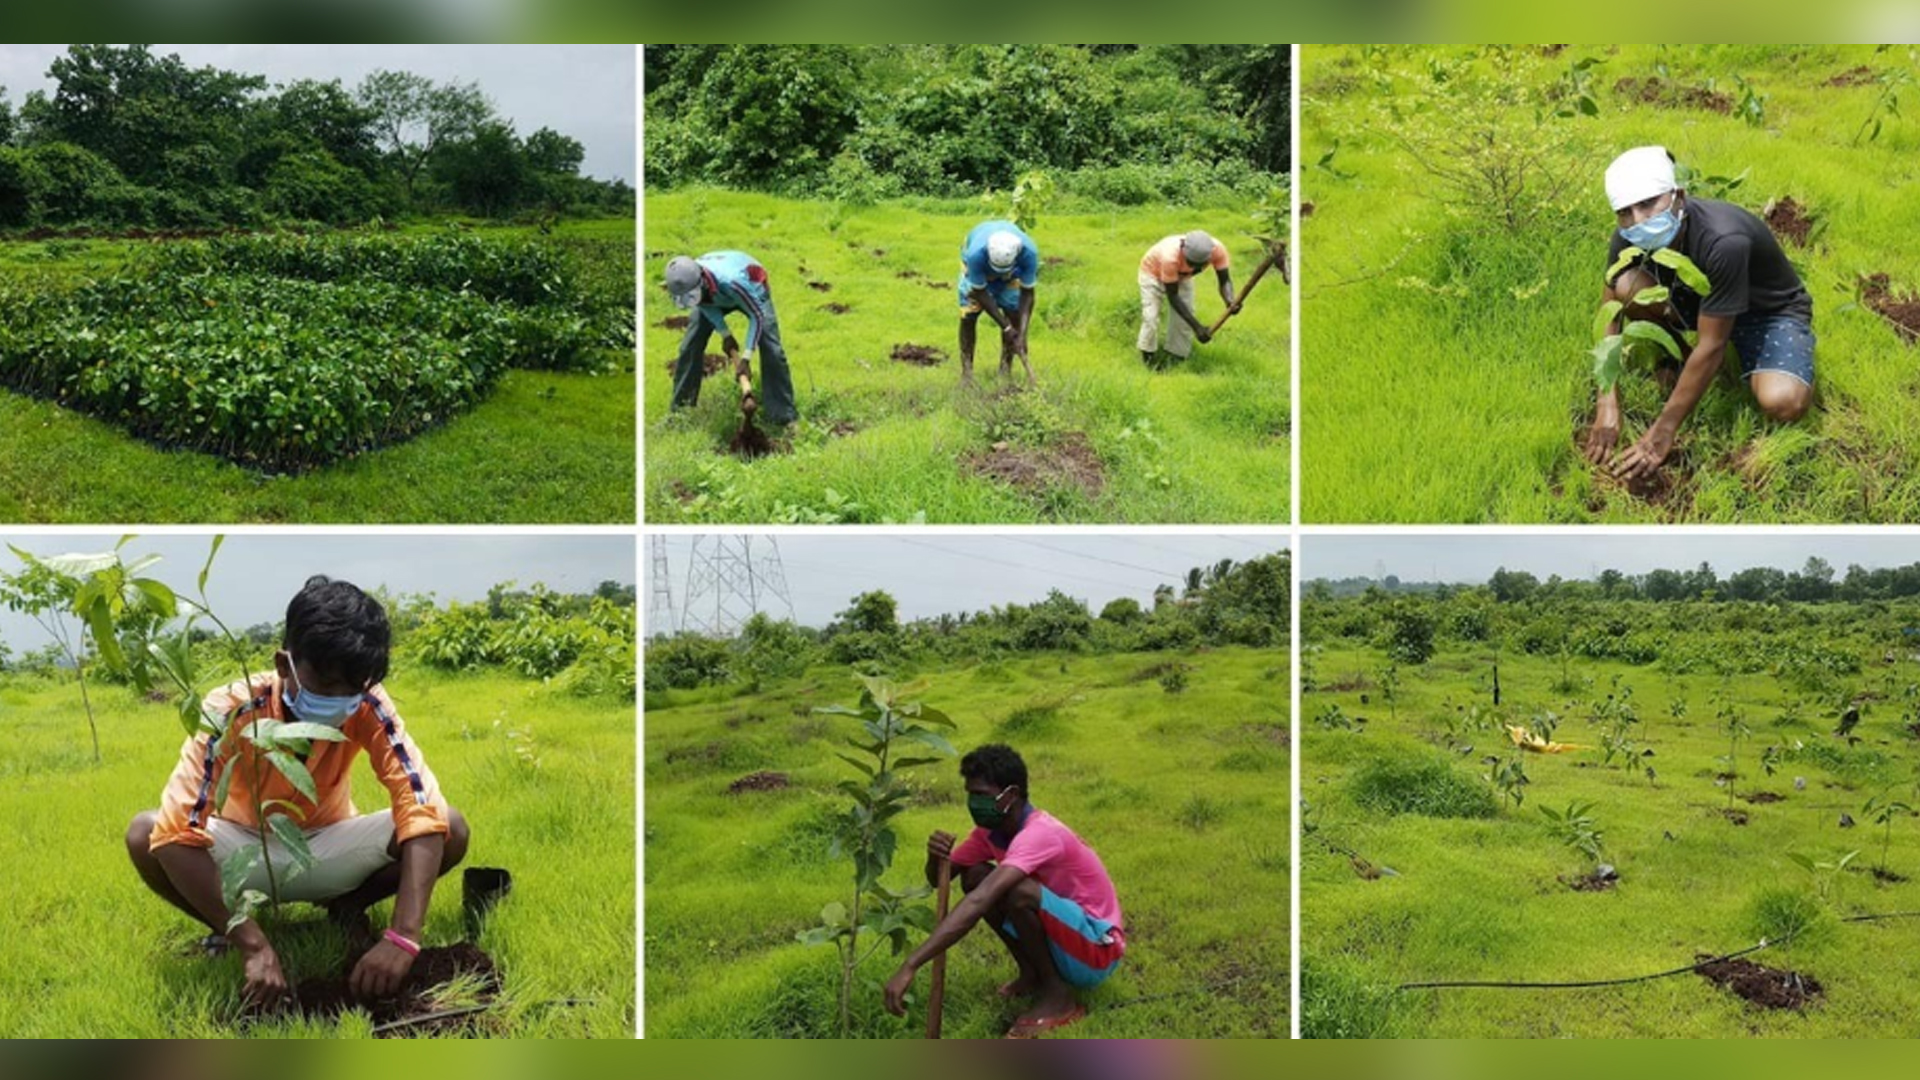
645,648,1290,1038
1302,643,1920,1037
644,190,1289,524
1301,45,1920,523
0,667,634,1038
0,219,636,525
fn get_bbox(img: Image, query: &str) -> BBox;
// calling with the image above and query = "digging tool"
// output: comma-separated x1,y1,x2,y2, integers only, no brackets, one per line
927,857,952,1039
1206,235,1290,337
724,340,774,458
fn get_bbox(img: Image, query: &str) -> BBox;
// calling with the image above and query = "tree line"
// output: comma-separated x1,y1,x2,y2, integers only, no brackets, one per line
0,44,632,231
1308,558,1920,606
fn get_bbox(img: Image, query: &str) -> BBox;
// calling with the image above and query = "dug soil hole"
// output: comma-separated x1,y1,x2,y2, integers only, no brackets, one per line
726,422,786,461
727,771,791,795
965,432,1106,499
821,303,852,315
1862,274,1920,343
1744,791,1786,805
1613,76,1733,114
657,315,691,331
1695,956,1822,1011
1561,867,1620,892
1765,197,1814,247
1826,66,1876,87
807,281,833,293
282,943,500,1035
891,343,948,367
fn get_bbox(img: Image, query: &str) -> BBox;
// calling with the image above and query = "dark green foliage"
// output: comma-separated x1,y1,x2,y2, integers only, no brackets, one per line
0,231,626,471
1301,960,1406,1039
1350,750,1499,819
261,150,379,224
1383,601,1436,665
1743,887,1832,948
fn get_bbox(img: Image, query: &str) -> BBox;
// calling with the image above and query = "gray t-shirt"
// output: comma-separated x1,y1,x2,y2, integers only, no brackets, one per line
1607,196,1813,326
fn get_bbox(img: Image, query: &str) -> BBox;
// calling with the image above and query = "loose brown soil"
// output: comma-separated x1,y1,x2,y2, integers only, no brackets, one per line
1826,66,1877,88
1765,197,1814,246
1561,871,1618,892
924,281,949,291
1614,76,1733,114
1873,867,1910,884
1695,956,1823,1011
807,281,833,293
964,432,1107,499
728,421,779,460
280,943,500,1035
1722,808,1751,826
727,771,791,795
657,315,691,331
1745,792,1786,805
821,303,852,315
1862,274,1920,342
891,343,948,366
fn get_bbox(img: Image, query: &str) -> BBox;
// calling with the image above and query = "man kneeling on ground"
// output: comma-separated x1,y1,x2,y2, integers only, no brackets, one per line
884,744,1125,1038
126,576,469,1010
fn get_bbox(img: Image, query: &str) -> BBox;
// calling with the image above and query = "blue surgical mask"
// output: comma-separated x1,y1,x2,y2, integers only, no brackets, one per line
284,661,365,728
1621,198,1685,252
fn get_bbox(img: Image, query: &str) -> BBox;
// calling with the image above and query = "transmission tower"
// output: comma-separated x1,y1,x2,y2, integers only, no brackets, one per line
680,536,796,637
647,537,677,639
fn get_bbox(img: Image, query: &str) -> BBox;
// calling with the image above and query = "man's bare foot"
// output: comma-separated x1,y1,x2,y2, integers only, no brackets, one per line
1006,990,1086,1037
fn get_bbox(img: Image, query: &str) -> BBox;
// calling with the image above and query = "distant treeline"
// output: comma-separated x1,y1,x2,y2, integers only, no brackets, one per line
0,44,632,231
1310,559,1920,605
646,552,1290,691
644,45,1289,205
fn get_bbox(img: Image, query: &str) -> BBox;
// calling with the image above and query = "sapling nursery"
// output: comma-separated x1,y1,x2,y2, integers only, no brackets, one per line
1302,567,1920,1037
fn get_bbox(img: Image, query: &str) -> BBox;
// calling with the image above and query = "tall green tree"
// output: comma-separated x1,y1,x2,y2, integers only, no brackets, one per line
357,69,492,201
31,44,263,188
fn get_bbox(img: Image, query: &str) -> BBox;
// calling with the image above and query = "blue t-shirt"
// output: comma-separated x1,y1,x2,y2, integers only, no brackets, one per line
695,251,775,356
960,221,1039,295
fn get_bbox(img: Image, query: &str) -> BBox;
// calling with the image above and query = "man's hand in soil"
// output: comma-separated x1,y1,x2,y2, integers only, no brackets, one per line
233,926,290,1010
1613,424,1676,482
882,964,918,1018
1584,389,1622,465
350,938,415,1001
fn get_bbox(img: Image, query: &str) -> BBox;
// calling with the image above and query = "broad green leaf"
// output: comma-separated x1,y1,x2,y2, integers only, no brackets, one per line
131,578,179,618
821,901,848,926
1606,247,1646,285
80,599,127,674
122,553,163,578
220,844,262,906
213,758,236,813
1630,286,1671,307
914,705,957,730
891,757,947,771
267,814,316,874
198,536,224,597
856,672,895,705
245,717,285,748
274,722,349,744
835,752,876,778
226,890,269,933
899,728,958,757
266,750,318,803
31,550,121,577
1651,248,1712,295
1591,336,1625,392
838,780,875,808
1624,320,1684,360
1593,301,1624,342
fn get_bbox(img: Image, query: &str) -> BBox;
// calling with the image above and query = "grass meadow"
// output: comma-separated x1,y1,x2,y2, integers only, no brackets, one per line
1302,641,1920,1037
0,219,636,525
644,647,1290,1038
1301,45,1920,523
0,667,634,1038
644,190,1289,525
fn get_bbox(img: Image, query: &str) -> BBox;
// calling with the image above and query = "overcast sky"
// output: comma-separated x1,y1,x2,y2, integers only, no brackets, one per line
648,534,1290,632
0,44,634,183
1,534,634,652
1303,533,1920,584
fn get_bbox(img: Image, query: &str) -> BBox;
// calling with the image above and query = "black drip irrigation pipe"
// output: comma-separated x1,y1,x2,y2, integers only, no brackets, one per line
1396,910,1920,993
369,996,593,1037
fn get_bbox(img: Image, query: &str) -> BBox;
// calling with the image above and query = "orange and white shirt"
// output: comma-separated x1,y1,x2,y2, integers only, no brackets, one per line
149,673,448,853
1140,234,1231,284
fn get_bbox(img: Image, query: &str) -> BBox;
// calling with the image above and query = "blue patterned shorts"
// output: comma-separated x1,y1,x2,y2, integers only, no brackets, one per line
1730,314,1816,387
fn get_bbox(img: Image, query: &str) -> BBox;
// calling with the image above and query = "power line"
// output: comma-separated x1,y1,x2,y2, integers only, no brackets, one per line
893,539,1145,594
1006,539,1184,580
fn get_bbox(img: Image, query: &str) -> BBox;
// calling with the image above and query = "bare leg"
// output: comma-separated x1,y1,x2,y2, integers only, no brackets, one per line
994,878,1078,1024
959,313,979,385
961,864,1040,997
1750,371,1812,423
126,811,220,933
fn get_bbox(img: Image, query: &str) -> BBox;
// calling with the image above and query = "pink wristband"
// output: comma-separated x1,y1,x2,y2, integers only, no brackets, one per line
383,929,421,957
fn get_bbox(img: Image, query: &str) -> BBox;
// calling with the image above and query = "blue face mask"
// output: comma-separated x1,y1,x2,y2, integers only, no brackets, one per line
284,659,365,728
1621,198,1685,252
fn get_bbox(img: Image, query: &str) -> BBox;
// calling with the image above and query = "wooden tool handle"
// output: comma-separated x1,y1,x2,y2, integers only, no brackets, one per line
926,857,952,1039
1208,251,1278,336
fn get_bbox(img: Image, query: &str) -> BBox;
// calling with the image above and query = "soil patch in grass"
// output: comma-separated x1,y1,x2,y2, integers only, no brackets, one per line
282,943,500,1035
727,421,782,460
727,771,791,795
1872,867,1909,884
1722,808,1751,826
660,354,729,379
1765,197,1814,246
821,303,852,315
1745,792,1786,805
1613,76,1734,113
1862,274,1920,342
807,281,833,293
1825,66,1877,87
1695,956,1823,1011
964,432,1106,498
891,343,948,367
657,315,691,331
1561,868,1619,892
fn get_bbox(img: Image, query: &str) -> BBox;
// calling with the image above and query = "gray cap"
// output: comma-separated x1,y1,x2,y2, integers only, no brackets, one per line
1181,231,1216,265
664,256,705,303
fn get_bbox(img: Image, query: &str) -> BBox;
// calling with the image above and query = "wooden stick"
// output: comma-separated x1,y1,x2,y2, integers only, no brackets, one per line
1208,247,1284,336
926,857,952,1039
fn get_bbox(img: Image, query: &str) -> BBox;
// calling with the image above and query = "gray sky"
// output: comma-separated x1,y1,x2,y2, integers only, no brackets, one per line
1303,533,1920,584
0,44,634,183
1,533,634,652
649,534,1290,631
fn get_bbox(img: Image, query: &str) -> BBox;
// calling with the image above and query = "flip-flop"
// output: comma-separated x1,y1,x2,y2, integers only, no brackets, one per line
1004,1004,1087,1040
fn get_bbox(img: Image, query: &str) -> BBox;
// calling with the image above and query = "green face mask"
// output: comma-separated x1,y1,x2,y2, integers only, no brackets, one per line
968,787,1013,829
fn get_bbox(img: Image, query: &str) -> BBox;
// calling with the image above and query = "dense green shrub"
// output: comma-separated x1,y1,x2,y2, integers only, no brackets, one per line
1350,751,1498,819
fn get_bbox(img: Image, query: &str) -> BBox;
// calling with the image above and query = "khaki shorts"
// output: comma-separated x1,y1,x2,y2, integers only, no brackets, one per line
208,810,398,903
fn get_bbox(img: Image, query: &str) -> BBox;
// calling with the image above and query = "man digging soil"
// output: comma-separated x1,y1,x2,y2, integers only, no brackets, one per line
666,250,798,426
957,221,1039,387
1138,230,1236,367
1586,146,1816,483
883,745,1125,1039
126,577,470,1012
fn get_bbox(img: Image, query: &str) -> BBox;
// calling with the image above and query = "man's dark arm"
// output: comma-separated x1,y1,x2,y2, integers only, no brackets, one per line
884,864,1025,1015
1217,267,1237,309
1614,313,1733,480
154,843,288,1006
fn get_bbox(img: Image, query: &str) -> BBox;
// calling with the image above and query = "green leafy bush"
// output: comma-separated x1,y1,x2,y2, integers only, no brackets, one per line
1350,750,1499,819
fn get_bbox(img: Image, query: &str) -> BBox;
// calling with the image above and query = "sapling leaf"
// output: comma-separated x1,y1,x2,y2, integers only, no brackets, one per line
131,578,178,619
274,722,349,744
199,536,224,597
81,599,128,674
835,752,876,778
213,758,236,814
891,757,946,771
266,750,318,803
1623,321,1683,360
1651,248,1712,295
30,550,120,577
898,728,958,756
1591,335,1626,392
913,705,956,730
226,890,269,933
1631,286,1671,307
220,845,262,906
268,814,316,875
1594,301,1625,341
1607,247,1646,285
122,553,163,578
